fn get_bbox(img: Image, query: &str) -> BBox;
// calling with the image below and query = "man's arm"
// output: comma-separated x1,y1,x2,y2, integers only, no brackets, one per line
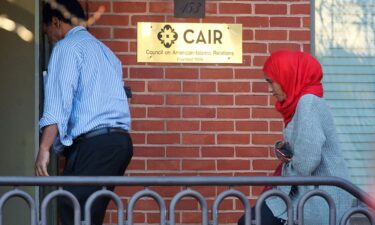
35,124,58,176
36,43,79,176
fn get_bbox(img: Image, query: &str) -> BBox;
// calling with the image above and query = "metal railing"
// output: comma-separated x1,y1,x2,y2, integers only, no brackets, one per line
0,176,374,225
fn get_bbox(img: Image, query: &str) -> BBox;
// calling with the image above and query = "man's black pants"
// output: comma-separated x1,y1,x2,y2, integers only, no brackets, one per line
237,202,285,225
58,132,133,225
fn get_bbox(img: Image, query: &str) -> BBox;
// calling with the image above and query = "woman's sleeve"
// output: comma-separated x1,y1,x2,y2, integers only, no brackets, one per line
284,99,326,176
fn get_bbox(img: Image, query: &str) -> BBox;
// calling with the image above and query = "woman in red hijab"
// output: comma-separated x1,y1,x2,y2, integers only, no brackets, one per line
238,50,353,225
263,50,324,128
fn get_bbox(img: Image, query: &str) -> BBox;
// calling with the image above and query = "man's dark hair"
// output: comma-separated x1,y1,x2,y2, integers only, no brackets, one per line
42,0,86,25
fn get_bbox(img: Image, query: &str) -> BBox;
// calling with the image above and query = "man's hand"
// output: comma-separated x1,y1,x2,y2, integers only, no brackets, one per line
35,148,50,176
35,124,58,176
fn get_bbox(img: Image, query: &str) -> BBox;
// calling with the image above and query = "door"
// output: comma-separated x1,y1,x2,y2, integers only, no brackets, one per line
0,0,37,224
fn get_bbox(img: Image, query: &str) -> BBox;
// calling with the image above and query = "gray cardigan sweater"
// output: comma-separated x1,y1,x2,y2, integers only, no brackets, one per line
266,94,353,225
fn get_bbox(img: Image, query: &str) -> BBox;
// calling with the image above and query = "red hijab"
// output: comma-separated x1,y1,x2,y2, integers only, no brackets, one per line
263,50,324,127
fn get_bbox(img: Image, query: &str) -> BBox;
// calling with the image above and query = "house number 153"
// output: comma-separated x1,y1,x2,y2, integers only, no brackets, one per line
175,0,205,18
182,2,202,14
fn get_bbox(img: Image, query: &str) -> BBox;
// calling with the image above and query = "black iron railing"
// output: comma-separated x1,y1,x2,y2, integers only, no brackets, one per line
0,176,374,225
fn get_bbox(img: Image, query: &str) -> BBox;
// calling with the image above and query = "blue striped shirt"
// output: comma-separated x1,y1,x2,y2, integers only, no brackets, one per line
40,26,131,153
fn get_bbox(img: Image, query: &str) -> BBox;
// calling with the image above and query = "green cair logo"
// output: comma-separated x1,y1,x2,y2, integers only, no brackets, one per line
157,25,178,48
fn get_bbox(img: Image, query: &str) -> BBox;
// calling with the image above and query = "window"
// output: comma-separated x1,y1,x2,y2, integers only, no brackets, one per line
314,0,375,192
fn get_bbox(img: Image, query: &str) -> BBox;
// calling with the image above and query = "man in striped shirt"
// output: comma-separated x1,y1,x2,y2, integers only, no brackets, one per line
35,0,133,224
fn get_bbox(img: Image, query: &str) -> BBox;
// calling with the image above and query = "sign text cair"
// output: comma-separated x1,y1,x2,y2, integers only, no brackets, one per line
184,29,222,44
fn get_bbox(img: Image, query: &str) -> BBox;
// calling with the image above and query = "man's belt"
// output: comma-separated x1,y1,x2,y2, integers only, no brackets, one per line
74,127,128,143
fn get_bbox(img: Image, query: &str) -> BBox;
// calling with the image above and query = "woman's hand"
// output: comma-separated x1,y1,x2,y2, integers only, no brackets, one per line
274,140,293,163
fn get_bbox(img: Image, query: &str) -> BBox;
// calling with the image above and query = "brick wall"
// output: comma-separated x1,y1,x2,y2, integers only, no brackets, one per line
86,0,311,224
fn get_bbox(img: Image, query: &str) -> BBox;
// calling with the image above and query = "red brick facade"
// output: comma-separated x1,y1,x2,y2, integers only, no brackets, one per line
86,0,311,224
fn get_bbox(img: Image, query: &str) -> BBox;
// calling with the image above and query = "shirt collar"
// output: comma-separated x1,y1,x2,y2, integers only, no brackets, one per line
65,26,86,38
